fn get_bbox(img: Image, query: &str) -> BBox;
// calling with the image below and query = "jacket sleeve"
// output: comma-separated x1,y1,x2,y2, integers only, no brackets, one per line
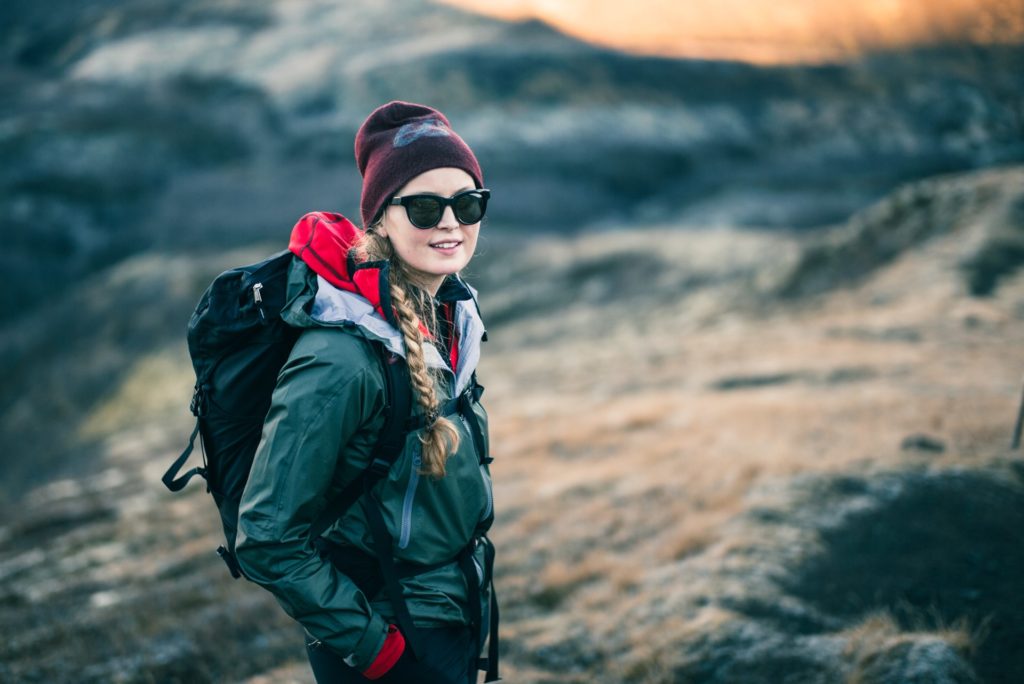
235,333,388,670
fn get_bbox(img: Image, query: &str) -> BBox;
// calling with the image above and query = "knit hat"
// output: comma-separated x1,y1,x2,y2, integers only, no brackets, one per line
355,101,483,229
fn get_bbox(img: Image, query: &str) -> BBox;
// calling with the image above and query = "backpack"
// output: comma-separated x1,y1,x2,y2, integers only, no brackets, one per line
160,249,412,579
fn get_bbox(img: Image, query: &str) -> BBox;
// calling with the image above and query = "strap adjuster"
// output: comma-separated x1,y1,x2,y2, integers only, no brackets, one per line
217,545,243,579
368,457,391,478
189,383,207,417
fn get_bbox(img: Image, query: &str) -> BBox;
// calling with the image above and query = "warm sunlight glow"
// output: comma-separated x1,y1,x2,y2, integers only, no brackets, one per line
439,0,1024,63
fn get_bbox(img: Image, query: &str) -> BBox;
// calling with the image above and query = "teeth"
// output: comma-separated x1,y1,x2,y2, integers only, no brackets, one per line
433,242,459,248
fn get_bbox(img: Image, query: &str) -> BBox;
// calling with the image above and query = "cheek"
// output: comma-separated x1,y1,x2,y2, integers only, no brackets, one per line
464,227,481,252
392,230,429,258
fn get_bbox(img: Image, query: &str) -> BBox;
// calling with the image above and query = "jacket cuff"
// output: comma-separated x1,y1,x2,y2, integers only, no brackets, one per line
362,624,405,679
344,614,390,671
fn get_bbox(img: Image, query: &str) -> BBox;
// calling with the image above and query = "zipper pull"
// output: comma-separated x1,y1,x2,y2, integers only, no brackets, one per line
253,282,266,323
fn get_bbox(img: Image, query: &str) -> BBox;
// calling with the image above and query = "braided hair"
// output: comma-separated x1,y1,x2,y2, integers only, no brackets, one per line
355,227,461,478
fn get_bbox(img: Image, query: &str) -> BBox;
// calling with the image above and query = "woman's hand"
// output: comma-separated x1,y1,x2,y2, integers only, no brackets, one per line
363,624,459,684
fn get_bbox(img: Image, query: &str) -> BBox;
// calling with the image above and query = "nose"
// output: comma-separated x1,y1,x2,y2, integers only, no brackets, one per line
436,204,459,230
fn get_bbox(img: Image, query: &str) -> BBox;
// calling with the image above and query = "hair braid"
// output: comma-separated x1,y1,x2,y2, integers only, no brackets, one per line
356,228,461,478
387,276,460,477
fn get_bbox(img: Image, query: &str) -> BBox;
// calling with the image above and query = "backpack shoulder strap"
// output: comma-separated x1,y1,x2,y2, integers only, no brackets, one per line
308,342,411,540
369,344,413,471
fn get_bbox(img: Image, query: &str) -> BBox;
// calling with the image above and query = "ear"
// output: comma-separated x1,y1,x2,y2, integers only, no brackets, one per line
373,214,389,239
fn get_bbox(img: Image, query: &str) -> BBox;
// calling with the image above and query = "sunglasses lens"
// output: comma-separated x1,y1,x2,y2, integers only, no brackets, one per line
406,197,443,228
454,193,485,224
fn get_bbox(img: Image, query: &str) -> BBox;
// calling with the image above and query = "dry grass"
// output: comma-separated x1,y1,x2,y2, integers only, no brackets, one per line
841,608,990,684
476,174,1024,680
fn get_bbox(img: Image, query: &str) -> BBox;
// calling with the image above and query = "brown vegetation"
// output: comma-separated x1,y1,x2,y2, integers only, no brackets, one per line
1,167,1023,682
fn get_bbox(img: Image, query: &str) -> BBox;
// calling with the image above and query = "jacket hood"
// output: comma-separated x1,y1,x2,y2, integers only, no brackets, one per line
288,211,397,328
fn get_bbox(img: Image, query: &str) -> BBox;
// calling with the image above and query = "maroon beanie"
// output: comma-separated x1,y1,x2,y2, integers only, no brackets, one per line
355,101,483,229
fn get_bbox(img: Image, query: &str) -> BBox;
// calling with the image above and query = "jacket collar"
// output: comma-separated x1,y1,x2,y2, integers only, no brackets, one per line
311,275,485,394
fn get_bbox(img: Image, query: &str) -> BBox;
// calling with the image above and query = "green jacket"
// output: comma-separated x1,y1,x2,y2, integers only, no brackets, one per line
235,258,493,670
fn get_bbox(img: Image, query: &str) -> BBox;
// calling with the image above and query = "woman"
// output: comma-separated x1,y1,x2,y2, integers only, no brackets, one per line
236,101,498,683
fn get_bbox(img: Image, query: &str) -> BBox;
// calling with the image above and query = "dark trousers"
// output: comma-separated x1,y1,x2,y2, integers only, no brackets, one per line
305,625,477,684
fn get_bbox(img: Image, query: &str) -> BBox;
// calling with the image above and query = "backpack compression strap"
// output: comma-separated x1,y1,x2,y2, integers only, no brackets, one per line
456,536,500,681
162,420,206,492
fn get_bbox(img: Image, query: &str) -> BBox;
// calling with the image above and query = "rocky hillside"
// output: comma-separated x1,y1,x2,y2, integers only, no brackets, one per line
2,0,1022,327
1,166,1022,683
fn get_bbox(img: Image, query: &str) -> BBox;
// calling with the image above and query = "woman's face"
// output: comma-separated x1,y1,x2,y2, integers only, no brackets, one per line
379,167,480,295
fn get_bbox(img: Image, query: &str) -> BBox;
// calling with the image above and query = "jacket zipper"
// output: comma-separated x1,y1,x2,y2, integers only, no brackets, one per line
398,450,421,549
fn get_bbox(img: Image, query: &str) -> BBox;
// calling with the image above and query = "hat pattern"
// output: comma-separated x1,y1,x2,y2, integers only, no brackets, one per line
393,118,451,148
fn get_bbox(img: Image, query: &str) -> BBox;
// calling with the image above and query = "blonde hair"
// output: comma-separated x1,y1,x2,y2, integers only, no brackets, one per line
355,224,461,478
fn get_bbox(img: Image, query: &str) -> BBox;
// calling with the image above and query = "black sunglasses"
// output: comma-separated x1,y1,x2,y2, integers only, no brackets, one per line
388,188,490,229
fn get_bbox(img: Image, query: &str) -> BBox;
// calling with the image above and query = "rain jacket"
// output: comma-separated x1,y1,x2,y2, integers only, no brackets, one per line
235,212,494,671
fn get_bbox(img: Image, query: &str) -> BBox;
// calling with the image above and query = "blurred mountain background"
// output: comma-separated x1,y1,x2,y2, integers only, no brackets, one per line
1,0,1023,682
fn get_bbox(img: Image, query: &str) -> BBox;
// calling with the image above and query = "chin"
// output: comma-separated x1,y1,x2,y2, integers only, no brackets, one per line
425,254,471,275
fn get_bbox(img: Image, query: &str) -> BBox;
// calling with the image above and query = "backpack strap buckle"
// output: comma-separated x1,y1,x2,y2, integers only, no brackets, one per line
367,457,392,479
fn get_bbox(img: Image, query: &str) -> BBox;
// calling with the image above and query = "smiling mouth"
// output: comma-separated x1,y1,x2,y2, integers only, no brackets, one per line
430,240,462,249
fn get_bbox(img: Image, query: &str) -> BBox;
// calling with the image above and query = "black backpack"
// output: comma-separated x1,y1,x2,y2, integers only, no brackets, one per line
161,249,413,579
